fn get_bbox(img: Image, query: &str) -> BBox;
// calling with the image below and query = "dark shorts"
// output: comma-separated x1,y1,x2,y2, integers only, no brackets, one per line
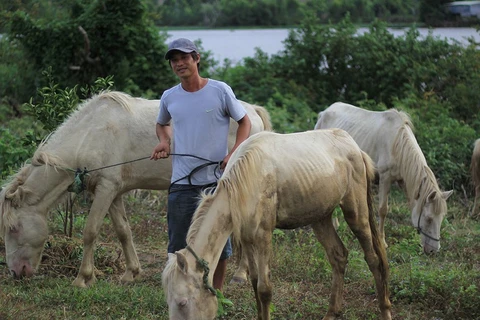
167,184,232,260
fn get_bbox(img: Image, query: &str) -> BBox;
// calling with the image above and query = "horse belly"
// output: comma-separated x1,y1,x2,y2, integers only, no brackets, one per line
275,192,339,229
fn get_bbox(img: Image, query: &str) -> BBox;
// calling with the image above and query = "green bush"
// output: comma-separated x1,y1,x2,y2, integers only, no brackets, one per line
6,0,176,97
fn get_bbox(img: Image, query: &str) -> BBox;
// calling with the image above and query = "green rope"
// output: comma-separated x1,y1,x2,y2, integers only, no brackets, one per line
67,168,88,194
185,245,217,296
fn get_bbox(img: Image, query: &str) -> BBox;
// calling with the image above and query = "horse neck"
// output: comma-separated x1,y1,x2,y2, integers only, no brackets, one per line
187,190,233,268
394,125,432,204
24,165,72,213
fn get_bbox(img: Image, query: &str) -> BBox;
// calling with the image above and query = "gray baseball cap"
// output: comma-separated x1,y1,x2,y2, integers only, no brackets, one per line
164,38,199,60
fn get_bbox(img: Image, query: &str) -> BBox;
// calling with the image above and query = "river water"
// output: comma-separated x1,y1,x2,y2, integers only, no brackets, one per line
164,28,480,64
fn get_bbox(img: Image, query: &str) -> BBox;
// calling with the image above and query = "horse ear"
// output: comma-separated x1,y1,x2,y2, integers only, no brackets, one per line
5,187,22,208
426,189,453,203
426,190,437,203
442,190,453,201
5,186,39,208
175,251,189,274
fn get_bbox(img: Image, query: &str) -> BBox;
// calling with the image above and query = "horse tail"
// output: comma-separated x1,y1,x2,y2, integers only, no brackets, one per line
362,151,390,295
253,105,273,131
471,139,480,189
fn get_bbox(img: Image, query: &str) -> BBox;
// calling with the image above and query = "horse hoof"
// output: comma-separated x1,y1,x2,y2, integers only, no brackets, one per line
120,269,144,283
229,276,247,285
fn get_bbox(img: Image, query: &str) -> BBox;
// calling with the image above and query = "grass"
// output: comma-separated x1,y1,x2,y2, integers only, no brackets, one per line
0,187,479,320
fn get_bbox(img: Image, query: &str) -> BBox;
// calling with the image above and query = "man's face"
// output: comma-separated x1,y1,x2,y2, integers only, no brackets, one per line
169,51,199,79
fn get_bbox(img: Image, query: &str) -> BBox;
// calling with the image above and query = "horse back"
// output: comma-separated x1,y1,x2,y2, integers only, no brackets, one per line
224,129,369,229
316,102,410,166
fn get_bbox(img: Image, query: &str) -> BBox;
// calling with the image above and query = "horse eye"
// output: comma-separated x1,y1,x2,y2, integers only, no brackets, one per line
177,298,188,307
9,226,19,234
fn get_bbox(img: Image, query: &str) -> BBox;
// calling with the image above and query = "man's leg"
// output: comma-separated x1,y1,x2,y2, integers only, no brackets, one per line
214,237,233,291
166,186,200,253
213,258,228,291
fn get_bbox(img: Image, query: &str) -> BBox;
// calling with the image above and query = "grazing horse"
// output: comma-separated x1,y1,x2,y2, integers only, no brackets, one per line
162,129,392,320
470,139,480,217
0,91,271,287
315,102,453,253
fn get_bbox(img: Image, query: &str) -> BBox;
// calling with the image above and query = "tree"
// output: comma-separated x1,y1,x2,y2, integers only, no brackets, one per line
6,0,176,97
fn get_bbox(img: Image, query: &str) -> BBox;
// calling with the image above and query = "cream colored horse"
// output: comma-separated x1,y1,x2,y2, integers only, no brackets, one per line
162,129,392,320
315,102,453,253
0,91,271,287
470,139,480,217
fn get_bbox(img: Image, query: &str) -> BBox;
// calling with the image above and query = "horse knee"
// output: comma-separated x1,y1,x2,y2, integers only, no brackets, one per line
83,229,100,245
257,282,273,304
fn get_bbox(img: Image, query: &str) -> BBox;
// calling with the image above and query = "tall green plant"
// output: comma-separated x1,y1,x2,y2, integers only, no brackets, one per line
7,0,176,97
0,71,115,181
24,68,114,132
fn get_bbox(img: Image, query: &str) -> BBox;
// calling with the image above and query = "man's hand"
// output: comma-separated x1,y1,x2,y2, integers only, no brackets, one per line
221,154,231,170
150,142,171,160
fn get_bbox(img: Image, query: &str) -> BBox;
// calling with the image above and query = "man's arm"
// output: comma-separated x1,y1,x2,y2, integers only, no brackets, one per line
221,114,251,169
150,123,172,160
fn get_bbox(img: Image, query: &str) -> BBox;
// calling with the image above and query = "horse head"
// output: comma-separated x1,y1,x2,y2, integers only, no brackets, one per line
1,188,49,278
0,163,60,279
162,251,218,320
412,180,453,254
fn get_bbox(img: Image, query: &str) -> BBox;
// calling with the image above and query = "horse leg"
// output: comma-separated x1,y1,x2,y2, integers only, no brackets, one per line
377,175,391,248
72,182,117,287
108,195,143,283
244,243,262,318
311,218,348,320
249,231,273,320
472,185,480,218
231,249,249,284
342,204,392,320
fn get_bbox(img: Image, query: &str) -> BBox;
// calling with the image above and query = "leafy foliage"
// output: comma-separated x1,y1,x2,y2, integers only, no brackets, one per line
213,17,480,192
24,68,114,132
6,0,176,97
0,70,115,181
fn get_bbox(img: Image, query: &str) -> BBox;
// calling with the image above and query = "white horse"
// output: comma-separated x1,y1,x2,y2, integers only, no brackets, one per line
0,91,271,287
162,129,392,320
315,102,453,253
470,139,480,217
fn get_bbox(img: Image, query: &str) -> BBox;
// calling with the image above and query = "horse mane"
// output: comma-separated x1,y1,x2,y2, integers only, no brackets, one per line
162,251,178,295
392,121,444,214
38,91,134,149
67,90,134,122
0,165,36,237
471,139,480,188
218,134,266,241
186,190,216,244
186,133,267,246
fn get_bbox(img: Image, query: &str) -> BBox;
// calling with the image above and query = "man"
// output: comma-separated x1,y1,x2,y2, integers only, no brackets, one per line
150,38,251,291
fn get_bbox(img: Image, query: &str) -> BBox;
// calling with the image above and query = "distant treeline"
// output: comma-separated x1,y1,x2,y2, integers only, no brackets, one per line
0,0,472,30
153,0,466,27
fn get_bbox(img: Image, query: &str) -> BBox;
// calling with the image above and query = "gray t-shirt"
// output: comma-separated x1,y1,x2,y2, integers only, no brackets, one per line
157,79,247,185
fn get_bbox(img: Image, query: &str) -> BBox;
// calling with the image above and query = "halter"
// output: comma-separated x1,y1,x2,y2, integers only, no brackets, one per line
416,209,440,242
185,245,218,296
